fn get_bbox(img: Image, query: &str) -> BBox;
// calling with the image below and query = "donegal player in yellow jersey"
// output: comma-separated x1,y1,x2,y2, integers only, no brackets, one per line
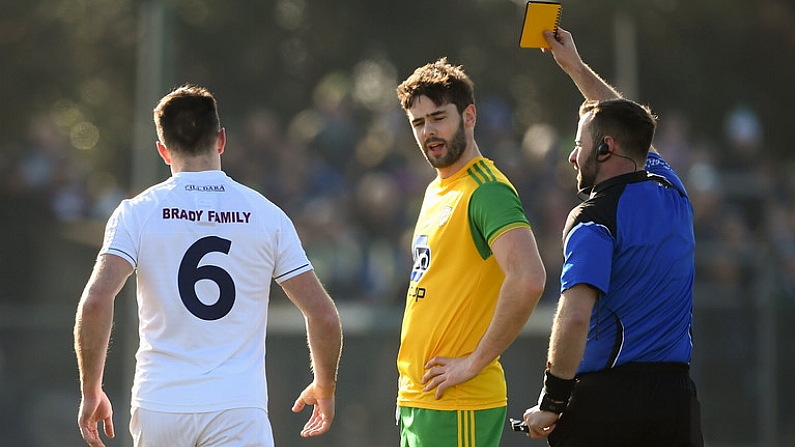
395,58,547,447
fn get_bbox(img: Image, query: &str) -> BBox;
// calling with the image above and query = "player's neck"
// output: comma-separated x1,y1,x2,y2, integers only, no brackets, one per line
170,155,222,174
436,141,482,179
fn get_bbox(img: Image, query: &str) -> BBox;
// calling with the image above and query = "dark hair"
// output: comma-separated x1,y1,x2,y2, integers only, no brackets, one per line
396,57,475,114
153,84,220,156
579,98,657,158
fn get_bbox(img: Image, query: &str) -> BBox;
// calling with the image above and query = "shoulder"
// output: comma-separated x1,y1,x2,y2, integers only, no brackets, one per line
463,158,514,185
469,178,525,221
563,195,617,242
466,158,519,199
471,180,519,201
114,181,172,218
645,153,688,196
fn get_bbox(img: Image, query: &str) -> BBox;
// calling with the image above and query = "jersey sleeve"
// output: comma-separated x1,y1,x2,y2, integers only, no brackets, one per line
272,210,313,283
560,215,613,294
468,181,531,260
99,200,138,268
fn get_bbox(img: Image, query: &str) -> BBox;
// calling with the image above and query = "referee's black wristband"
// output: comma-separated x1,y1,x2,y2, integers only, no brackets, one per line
537,370,576,414
538,392,568,414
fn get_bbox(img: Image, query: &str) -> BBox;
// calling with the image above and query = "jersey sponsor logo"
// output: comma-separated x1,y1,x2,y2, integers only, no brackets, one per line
163,208,204,221
206,210,251,223
407,285,426,302
162,207,252,223
185,184,226,192
410,235,430,282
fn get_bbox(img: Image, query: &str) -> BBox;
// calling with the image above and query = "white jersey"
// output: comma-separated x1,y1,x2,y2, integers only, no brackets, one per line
100,170,312,413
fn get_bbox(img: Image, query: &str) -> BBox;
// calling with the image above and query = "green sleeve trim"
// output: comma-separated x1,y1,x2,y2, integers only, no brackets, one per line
468,181,531,260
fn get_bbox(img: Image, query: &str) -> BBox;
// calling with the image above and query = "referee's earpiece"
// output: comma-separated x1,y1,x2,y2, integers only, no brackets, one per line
596,139,610,156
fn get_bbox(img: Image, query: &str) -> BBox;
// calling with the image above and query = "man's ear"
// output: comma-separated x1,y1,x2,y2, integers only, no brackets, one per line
463,104,477,128
156,141,172,165
217,128,226,155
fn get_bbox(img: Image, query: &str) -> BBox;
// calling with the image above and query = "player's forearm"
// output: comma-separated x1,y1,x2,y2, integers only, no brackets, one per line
471,310,527,372
470,274,543,373
74,255,131,395
74,294,114,395
305,307,342,389
281,271,343,388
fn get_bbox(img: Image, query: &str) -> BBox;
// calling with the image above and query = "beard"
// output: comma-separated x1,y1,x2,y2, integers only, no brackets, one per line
577,170,593,191
576,159,598,191
422,117,467,169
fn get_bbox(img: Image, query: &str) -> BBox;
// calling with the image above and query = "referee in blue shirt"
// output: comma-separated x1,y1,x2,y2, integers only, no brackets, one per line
521,29,703,446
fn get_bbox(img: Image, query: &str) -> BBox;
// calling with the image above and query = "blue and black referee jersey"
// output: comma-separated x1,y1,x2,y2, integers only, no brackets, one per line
561,152,695,375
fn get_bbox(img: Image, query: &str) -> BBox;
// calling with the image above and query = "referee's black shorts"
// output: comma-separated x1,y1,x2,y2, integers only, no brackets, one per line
548,362,703,447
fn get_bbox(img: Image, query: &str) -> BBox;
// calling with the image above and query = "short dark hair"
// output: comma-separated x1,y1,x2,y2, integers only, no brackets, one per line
396,57,475,114
579,98,657,158
153,84,220,156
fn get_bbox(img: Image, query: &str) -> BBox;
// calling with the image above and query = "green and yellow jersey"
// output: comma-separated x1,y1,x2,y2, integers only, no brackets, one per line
397,156,531,411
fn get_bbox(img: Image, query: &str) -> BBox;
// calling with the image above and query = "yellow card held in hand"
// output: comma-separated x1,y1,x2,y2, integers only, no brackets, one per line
519,1,562,49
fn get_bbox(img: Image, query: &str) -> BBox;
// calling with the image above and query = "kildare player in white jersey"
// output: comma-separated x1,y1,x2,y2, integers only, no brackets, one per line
74,85,343,447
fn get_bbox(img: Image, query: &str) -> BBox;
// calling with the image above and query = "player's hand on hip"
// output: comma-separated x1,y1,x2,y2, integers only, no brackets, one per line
78,391,115,447
292,382,336,437
422,355,478,400
523,405,559,439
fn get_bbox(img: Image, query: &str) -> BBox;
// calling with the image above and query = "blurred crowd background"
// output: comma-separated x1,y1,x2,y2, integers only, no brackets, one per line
1,0,793,446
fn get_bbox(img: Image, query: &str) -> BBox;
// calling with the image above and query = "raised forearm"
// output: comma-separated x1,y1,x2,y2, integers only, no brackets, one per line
566,61,622,102
546,29,622,102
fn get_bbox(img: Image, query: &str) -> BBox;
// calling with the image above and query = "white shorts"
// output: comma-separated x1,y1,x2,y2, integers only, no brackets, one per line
130,407,274,447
